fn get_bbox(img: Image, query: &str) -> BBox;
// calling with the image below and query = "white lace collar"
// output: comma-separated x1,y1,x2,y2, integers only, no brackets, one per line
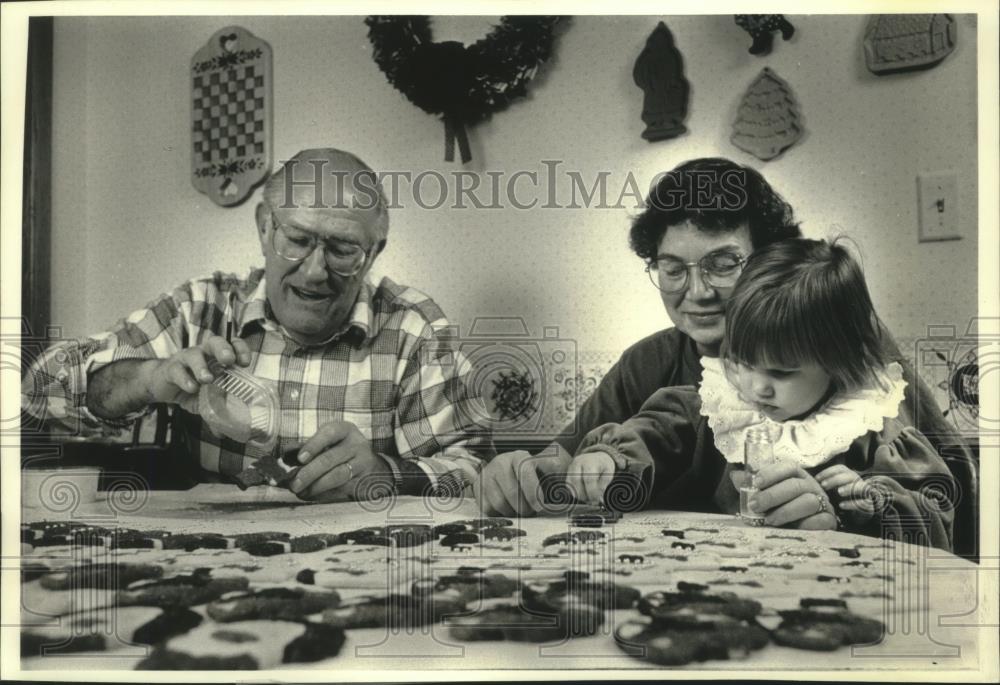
697,357,907,468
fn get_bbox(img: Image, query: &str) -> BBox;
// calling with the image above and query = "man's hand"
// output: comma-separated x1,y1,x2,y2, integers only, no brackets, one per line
87,335,251,419
748,461,838,531
475,447,571,517
142,335,252,405
289,421,392,503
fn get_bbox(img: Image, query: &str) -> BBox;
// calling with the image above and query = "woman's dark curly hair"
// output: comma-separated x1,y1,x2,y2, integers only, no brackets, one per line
629,157,801,262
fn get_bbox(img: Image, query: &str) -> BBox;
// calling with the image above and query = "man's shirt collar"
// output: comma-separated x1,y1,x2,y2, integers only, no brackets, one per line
233,268,377,346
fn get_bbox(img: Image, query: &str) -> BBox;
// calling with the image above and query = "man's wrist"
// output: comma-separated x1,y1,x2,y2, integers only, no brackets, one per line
375,452,404,493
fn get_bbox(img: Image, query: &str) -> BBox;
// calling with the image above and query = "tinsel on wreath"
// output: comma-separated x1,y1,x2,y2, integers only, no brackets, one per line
366,16,562,163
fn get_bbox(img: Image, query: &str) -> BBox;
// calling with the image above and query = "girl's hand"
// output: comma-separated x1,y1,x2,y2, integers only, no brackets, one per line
566,452,616,505
750,462,837,531
816,462,877,517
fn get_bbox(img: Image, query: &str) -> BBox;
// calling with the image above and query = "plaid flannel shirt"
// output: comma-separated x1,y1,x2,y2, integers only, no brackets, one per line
23,269,494,492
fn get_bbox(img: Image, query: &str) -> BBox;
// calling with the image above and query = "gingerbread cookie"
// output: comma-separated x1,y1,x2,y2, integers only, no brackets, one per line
448,602,604,642
118,569,249,608
137,620,344,669
206,587,341,622
321,593,467,629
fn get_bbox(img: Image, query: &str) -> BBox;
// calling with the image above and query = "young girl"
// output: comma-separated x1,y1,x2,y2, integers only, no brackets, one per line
567,237,955,551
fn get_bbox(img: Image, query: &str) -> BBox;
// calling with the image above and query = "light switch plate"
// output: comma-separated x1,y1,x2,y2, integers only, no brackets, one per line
917,172,961,242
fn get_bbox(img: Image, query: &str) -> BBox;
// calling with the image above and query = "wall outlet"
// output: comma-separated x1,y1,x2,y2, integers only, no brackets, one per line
917,172,961,242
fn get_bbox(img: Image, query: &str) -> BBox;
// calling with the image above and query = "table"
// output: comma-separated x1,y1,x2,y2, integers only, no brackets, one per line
15,485,991,676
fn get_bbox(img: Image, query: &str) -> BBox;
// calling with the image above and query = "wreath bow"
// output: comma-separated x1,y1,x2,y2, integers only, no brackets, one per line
366,16,562,163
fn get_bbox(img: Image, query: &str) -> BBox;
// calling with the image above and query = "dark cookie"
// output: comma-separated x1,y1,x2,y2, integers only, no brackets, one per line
661,529,685,539
281,622,346,663
618,553,646,564
118,571,249,607
832,547,862,559
162,533,234,551
638,590,762,625
30,534,75,547
523,577,640,611
137,650,257,669
339,527,386,543
232,532,292,548
68,527,115,546
39,563,164,590
321,593,467,629
440,532,480,548
241,541,292,557
289,533,342,553
413,572,521,602
481,527,526,541
206,587,341,622
452,518,513,531
110,529,170,550
132,608,203,645
233,453,299,490
542,530,606,546
772,608,884,650
433,522,474,536
817,575,849,584
448,602,604,642
615,621,769,665
385,525,435,547
569,506,622,527
800,598,849,611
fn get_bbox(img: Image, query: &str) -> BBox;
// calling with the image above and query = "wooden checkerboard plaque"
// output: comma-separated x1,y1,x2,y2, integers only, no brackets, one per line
191,26,272,206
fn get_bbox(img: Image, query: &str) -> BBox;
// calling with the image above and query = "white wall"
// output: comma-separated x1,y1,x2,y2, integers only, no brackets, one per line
50,14,979,354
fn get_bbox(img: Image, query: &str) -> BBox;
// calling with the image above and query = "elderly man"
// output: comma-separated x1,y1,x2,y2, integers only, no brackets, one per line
25,148,492,501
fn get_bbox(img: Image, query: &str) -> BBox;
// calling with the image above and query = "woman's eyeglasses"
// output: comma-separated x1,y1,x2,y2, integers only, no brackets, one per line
646,252,746,293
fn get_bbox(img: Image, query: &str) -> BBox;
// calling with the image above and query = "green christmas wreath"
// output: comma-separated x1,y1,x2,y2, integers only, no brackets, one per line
365,15,563,163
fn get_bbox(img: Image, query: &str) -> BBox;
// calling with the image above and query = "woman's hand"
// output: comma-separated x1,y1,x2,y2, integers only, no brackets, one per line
566,452,616,505
750,461,838,531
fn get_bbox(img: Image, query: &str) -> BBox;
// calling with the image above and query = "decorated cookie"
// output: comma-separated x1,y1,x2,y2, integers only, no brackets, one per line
615,620,769,665
448,602,604,642
137,620,344,669
321,593,467,629
412,571,521,602
118,569,249,607
206,587,341,622
771,607,884,650
39,562,164,591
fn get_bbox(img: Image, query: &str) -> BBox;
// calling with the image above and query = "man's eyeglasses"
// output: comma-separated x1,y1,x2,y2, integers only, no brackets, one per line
646,252,746,293
269,212,370,277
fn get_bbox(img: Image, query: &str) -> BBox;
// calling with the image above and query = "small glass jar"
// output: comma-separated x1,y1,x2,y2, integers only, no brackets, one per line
738,425,772,526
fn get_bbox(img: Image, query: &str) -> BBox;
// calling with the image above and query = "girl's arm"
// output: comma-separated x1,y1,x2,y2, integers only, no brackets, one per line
572,386,703,510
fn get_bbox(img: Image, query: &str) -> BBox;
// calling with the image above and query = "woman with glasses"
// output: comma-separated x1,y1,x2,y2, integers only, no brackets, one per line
477,158,968,522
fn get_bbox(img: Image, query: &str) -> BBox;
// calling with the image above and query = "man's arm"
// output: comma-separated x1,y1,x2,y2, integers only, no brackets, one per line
23,275,248,431
86,359,159,419
390,323,495,496
87,336,251,420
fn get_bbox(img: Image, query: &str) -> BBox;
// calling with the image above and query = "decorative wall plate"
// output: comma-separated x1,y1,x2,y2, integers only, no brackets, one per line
632,22,689,142
191,26,273,206
863,14,956,75
734,14,795,56
730,67,803,161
